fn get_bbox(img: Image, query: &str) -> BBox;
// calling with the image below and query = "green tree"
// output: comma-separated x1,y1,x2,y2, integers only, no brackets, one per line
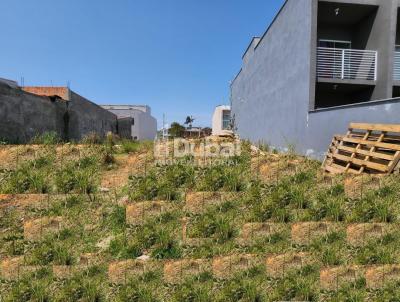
169,122,185,137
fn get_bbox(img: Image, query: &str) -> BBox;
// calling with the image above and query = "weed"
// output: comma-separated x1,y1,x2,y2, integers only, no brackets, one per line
119,139,141,153
104,205,126,233
55,156,99,194
3,141,400,300
5,278,51,302
171,280,212,302
257,141,270,153
151,228,182,259
215,278,265,302
117,282,160,302
355,240,397,265
55,276,104,301
31,131,61,145
0,156,53,193
81,132,103,144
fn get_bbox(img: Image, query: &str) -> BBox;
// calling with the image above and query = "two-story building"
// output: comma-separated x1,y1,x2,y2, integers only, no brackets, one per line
231,0,400,158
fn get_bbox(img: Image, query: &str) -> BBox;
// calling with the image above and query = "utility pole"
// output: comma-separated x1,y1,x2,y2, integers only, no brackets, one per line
162,113,168,139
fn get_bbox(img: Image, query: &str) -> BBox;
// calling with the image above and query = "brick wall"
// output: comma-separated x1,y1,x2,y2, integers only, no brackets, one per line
22,87,70,101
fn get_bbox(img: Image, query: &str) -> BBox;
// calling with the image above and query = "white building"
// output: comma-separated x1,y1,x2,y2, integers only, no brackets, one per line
212,105,232,136
101,105,157,140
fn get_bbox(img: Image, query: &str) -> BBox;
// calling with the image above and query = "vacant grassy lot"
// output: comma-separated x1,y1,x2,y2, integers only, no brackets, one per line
1,139,400,301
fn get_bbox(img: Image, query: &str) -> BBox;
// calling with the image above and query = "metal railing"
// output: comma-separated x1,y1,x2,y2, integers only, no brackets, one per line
394,51,400,81
317,47,377,81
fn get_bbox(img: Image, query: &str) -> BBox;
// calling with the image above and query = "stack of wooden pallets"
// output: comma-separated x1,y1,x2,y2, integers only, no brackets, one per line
323,123,400,175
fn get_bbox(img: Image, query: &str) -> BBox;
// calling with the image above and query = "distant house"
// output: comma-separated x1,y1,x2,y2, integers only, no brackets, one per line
101,105,157,140
212,105,232,136
183,127,211,138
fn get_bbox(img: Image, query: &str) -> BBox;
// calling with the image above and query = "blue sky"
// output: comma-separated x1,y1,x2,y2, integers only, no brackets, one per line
0,0,284,128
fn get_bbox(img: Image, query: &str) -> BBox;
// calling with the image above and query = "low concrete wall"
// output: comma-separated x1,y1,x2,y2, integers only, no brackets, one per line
306,98,400,159
0,83,67,143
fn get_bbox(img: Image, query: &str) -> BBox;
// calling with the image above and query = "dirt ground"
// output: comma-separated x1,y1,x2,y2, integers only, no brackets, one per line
100,152,149,189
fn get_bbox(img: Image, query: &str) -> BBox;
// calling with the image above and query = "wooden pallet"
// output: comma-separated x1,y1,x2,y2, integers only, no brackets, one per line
323,123,400,175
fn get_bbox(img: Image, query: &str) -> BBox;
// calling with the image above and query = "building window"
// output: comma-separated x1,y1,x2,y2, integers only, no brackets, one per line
318,39,352,49
222,110,231,130
132,118,135,125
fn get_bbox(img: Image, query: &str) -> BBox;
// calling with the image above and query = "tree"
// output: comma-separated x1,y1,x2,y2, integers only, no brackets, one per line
184,116,195,128
169,122,185,138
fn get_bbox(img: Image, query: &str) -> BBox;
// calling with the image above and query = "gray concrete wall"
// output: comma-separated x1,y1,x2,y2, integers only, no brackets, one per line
0,82,67,143
67,91,117,141
306,99,400,159
231,0,313,151
0,83,118,143
117,117,134,139
130,110,157,140
0,78,18,88
360,0,397,100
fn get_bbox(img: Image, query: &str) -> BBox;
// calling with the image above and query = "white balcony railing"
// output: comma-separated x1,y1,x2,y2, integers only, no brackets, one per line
317,47,377,81
394,51,400,81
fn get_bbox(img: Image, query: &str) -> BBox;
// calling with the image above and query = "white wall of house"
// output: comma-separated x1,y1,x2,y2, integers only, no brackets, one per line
101,105,157,140
130,109,157,140
212,105,232,136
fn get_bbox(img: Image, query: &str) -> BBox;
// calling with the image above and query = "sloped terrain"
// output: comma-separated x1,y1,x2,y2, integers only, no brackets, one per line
1,141,400,301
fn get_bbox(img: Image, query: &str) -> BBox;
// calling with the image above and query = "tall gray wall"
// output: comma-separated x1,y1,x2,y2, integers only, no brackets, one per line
0,83,118,143
67,92,117,141
318,0,397,100
231,0,313,152
0,82,67,143
362,0,397,99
